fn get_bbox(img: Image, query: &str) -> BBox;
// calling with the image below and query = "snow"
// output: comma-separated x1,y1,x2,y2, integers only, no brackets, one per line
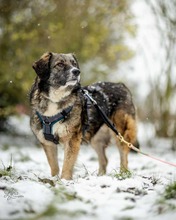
0,181,53,219
1,2,176,218
0,115,176,220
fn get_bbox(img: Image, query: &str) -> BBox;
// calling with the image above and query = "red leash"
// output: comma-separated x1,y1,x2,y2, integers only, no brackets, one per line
118,133,176,168
142,152,176,167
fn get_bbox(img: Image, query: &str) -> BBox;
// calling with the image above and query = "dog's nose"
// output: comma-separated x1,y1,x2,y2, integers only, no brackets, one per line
71,68,80,76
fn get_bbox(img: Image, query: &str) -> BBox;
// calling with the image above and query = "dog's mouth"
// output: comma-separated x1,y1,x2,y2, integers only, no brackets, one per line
67,75,80,84
48,75,80,88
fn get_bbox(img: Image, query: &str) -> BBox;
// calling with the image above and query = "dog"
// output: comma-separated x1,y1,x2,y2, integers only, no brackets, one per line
30,52,138,180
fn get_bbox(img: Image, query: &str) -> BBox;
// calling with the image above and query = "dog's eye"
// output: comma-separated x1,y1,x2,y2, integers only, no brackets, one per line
56,63,64,68
71,60,77,67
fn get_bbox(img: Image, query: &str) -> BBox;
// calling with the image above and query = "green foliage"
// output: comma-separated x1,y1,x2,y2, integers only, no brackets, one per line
34,184,85,219
156,182,176,214
0,166,12,177
0,158,13,177
111,169,132,180
34,204,58,218
53,185,80,202
0,0,135,120
1,143,10,151
164,182,176,200
35,203,87,219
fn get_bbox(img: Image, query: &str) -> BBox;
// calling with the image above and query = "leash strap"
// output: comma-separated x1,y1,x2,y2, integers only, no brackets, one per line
82,89,176,168
82,89,119,135
36,106,73,144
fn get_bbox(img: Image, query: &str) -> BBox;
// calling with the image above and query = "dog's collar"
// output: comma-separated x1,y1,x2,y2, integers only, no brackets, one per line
36,106,73,144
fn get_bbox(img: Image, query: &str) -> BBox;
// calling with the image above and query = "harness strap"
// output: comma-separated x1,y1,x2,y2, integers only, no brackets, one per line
36,106,73,144
81,89,118,134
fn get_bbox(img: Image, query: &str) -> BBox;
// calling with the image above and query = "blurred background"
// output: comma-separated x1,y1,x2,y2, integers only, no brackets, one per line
0,0,175,149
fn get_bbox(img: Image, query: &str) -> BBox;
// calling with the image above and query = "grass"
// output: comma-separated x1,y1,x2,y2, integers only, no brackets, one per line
0,155,13,177
53,185,80,202
35,204,58,219
0,165,13,177
112,169,133,180
156,181,176,214
164,181,176,200
35,204,88,219
2,143,10,151
33,184,87,219
150,175,161,185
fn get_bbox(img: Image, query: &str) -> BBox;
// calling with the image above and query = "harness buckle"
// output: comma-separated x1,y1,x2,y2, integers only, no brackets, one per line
43,121,51,125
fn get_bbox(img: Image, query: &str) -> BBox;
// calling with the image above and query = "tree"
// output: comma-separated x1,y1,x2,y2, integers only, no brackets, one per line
145,0,176,148
0,0,135,130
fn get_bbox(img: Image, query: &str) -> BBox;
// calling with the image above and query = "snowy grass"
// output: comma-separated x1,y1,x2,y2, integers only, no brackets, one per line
111,169,133,180
164,182,176,200
0,115,176,220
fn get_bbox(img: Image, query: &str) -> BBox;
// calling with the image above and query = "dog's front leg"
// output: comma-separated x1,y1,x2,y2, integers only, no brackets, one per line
42,142,59,176
61,133,81,180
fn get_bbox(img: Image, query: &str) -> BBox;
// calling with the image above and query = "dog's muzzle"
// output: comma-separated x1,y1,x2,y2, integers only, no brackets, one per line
70,67,80,77
68,67,80,83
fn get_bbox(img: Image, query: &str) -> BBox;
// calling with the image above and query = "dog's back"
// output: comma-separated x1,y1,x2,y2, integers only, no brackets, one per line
82,82,136,141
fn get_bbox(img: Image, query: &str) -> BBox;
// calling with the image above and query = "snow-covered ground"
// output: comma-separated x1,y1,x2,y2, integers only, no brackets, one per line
0,115,176,220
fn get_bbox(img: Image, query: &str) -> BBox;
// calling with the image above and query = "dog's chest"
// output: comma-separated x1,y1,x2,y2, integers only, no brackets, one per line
43,102,71,139
43,102,58,116
53,122,68,140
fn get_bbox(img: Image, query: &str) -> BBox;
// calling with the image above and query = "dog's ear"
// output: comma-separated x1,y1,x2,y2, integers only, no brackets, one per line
72,53,80,69
32,52,52,80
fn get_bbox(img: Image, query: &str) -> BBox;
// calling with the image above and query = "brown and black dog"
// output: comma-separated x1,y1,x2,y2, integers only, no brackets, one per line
30,52,138,180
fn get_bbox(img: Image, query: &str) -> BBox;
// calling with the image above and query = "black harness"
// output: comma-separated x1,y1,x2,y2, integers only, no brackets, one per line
36,88,117,145
36,106,73,144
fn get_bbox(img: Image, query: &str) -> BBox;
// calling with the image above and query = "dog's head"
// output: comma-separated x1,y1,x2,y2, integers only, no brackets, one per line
32,52,80,90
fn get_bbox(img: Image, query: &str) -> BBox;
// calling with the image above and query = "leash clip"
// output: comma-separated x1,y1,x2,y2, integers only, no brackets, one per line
82,89,97,105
